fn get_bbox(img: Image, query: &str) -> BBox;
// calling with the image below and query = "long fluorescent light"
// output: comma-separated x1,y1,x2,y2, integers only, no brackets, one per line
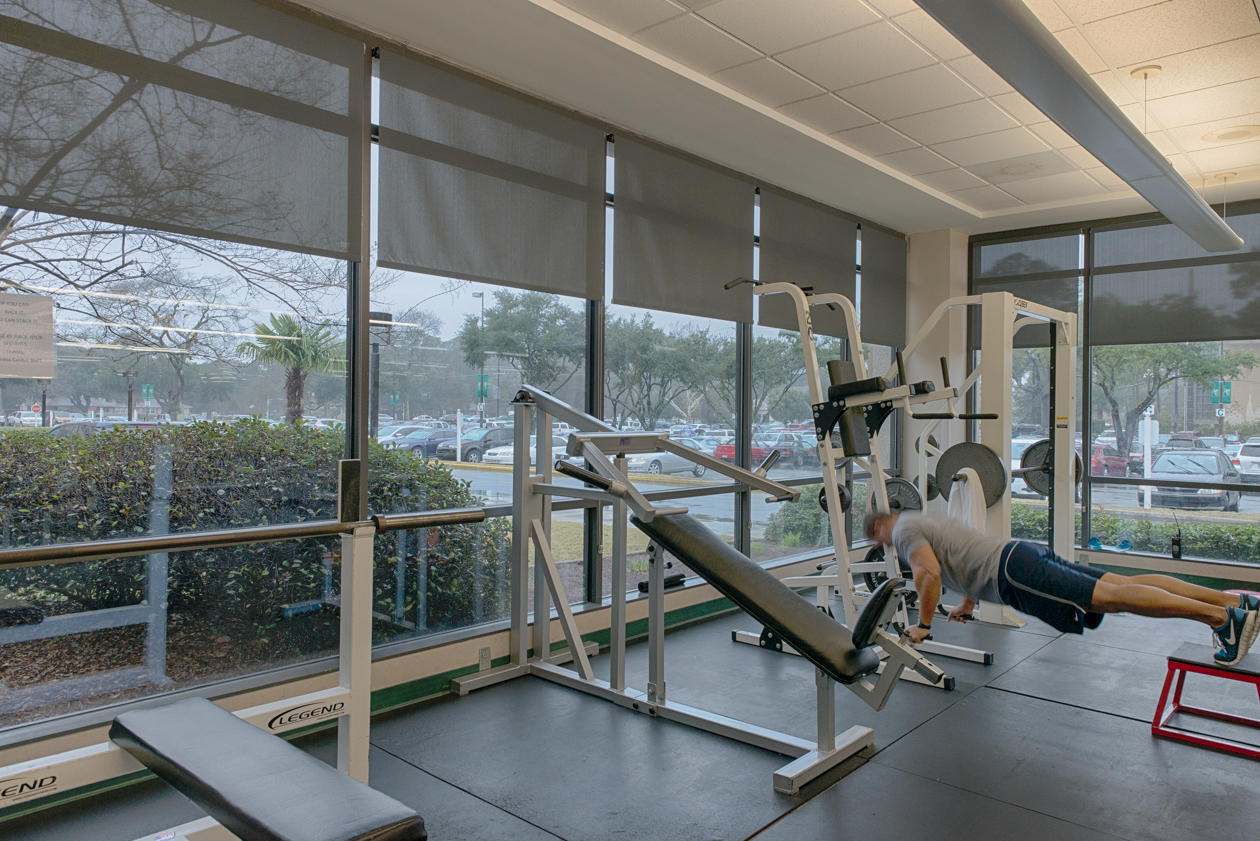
916,0,1244,252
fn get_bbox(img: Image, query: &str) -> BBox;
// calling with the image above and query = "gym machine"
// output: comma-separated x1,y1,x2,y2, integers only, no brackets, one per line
453,386,944,794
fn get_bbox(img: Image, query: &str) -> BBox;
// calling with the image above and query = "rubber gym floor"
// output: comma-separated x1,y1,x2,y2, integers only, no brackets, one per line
6,603,1259,841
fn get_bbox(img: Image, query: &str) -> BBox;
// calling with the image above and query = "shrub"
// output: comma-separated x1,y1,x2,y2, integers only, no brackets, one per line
0,420,509,638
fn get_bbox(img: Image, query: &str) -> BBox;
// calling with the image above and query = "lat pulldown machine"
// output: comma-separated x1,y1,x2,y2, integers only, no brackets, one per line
453,386,943,794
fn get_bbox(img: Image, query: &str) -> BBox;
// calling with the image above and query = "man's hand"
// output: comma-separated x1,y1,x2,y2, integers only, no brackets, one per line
907,625,932,644
948,598,978,623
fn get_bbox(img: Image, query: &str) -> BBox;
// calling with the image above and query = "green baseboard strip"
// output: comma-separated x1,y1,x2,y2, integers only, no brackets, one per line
0,593,738,825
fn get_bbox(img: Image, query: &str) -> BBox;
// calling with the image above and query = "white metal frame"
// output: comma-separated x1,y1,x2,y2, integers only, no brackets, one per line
453,386,932,794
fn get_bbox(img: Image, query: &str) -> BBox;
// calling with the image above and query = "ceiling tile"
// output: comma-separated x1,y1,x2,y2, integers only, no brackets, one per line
891,9,970,60
916,167,988,191
878,146,955,175
714,59,825,106
838,64,979,121
993,91,1048,123
1089,71,1139,106
949,54,1015,96
777,94,875,133
864,0,919,15
697,0,878,55
950,184,1025,210
1054,0,1165,24
1166,112,1260,152
890,99,1019,145
633,14,761,74
1142,130,1179,155
1083,1,1260,69
967,150,1079,183
1028,120,1078,148
1114,35,1260,100
672,0,723,7
1000,171,1111,203
1052,28,1109,74
1185,139,1260,176
831,122,919,155
777,21,933,90
555,0,684,34
1020,0,1074,32
1060,146,1103,168
1148,76,1260,128
1084,166,1133,191
931,126,1050,166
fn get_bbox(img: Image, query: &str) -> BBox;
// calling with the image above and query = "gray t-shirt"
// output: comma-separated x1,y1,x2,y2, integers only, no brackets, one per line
891,514,1007,602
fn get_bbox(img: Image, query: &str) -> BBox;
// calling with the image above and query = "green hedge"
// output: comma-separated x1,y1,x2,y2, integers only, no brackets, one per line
0,420,509,639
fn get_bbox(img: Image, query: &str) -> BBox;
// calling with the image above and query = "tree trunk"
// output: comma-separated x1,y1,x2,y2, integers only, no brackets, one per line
285,368,307,424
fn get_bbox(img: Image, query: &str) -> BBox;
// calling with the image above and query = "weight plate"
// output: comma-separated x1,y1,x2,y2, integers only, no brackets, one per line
925,473,940,501
913,433,940,454
818,485,852,513
883,476,922,512
1018,438,1084,498
935,442,1007,508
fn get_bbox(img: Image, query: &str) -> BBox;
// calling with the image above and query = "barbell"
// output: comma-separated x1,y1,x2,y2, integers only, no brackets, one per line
933,438,1083,505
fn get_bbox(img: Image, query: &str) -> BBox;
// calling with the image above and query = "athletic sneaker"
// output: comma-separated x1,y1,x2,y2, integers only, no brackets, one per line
1212,607,1259,666
1240,593,1260,612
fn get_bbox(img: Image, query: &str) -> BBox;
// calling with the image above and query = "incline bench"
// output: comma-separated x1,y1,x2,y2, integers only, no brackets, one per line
111,698,427,841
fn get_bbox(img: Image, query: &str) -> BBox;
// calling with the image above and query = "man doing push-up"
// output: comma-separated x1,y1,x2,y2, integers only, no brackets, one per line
863,510,1260,665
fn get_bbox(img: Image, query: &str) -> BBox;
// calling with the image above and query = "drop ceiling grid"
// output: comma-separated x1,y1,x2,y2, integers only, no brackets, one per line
557,0,1260,211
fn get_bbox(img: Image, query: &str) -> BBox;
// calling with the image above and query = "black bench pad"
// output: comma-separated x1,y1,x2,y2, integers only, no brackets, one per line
631,513,880,684
1168,642,1260,677
110,698,426,841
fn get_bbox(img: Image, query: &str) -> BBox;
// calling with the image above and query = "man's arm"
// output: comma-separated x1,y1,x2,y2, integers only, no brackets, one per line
906,545,942,643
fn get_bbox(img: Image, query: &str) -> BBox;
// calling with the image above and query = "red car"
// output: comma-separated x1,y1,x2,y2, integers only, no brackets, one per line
715,433,816,467
1090,443,1129,477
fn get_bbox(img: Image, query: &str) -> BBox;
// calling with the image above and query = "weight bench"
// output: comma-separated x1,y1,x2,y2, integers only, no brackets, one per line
1152,643,1260,760
110,698,427,841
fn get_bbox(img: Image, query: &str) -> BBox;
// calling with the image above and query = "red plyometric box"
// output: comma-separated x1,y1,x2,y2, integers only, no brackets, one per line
1152,642,1260,760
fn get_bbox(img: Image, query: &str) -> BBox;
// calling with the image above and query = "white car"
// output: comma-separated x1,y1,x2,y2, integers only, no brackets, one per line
1010,437,1040,497
483,435,573,466
1237,441,1260,485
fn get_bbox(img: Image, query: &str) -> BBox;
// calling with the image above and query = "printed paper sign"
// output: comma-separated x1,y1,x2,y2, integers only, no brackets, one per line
0,293,55,378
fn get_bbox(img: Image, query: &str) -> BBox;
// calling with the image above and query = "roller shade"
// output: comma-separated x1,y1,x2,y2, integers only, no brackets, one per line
0,0,362,259
612,138,753,322
858,225,908,346
757,187,857,338
1090,211,1259,345
972,275,1081,347
976,233,1082,278
377,51,606,299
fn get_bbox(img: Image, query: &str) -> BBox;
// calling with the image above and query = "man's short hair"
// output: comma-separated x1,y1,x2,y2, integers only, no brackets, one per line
863,509,895,540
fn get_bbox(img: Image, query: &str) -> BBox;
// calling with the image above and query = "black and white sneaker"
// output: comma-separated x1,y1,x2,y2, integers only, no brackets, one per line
1213,608,1259,666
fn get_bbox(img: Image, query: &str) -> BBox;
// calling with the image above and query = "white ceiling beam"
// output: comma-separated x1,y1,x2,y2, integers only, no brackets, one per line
916,0,1244,251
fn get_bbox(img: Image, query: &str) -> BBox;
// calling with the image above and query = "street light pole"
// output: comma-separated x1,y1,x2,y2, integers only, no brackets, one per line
472,292,485,424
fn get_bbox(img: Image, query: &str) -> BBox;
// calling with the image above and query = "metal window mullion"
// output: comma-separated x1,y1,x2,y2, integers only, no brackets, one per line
584,296,605,604
735,320,753,554
343,45,372,521
1079,228,1094,550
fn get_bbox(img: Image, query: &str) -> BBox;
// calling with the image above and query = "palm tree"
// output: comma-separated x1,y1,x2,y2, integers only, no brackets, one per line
238,314,340,423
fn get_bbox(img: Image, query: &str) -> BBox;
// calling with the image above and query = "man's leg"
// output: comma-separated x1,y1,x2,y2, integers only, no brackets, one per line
1089,577,1227,627
1100,572,1243,610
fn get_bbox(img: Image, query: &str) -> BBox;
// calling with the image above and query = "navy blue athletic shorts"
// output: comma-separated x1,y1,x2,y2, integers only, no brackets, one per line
997,541,1107,634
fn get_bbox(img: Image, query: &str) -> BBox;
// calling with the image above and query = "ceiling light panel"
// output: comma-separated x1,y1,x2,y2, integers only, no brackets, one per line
838,63,980,121
713,58,825,106
891,9,971,60
831,122,919,155
696,0,878,55
776,21,934,90
554,0,684,34
776,94,875,133
632,14,760,74
890,99,1019,145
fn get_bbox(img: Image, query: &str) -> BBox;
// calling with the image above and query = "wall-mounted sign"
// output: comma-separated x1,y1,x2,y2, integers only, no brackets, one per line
0,294,55,379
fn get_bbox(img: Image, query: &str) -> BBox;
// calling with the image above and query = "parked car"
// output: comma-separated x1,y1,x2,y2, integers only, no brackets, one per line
625,437,707,477
1162,435,1209,451
1010,437,1041,497
384,427,457,456
1237,441,1260,485
1198,436,1226,451
482,435,575,466
1090,443,1129,477
1225,442,1242,466
10,411,41,427
375,424,428,443
715,432,814,466
1014,423,1045,438
1144,449,1241,511
50,419,169,438
434,426,514,462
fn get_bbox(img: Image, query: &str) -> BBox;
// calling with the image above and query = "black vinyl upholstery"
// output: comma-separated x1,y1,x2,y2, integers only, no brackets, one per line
631,513,880,684
110,698,426,841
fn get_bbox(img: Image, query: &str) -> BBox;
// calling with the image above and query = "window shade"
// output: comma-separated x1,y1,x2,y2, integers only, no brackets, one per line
377,51,606,299
0,0,362,258
612,138,753,322
975,233,1081,278
757,187,857,338
1095,213,1257,268
973,275,1081,347
858,225,908,347
1091,262,1260,345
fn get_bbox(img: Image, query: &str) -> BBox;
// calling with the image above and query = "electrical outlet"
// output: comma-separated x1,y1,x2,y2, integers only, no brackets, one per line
478,646,491,671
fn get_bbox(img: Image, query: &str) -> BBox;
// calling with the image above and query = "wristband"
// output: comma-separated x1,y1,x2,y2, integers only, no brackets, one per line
916,621,932,630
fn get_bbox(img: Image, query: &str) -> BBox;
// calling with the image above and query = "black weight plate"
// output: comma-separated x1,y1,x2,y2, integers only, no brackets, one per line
935,442,1007,508
925,473,940,501
1019,438,1084,497
818,484,852,513
883,476,922,512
